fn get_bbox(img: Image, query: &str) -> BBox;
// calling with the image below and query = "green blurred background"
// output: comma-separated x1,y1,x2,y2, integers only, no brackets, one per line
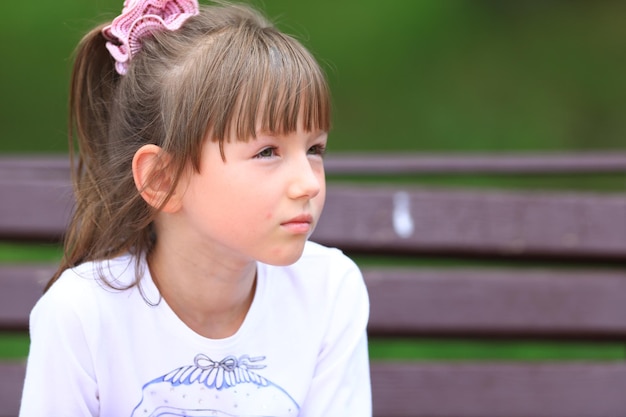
1,1,625,361
2,0,626,153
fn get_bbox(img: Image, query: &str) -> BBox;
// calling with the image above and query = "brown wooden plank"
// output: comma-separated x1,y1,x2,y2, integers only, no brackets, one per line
3,362,626,417
3,361,626,417
0,180,72,240
364,268,626,338
3,180,625,259
324,152,626,174
0,156,72,240
3,153,626,178
0,155,70,181
370,362,626,417
0,362,26,417
314,186,626,260
0,265,50,330
2,155,625,253
4,264,626,339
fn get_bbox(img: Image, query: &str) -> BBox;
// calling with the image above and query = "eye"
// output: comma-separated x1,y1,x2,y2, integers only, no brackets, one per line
307,144,327,157
255,146,278,159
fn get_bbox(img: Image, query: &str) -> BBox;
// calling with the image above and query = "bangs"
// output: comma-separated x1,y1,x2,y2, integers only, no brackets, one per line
206,26,331,142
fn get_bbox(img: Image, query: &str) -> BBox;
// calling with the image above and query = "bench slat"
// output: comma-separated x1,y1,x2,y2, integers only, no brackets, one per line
314,186,626,260
2,180,626,260
324,152,626,174
0,362,25,417
3,362,626,417
0,180,72,240
371,362,626,417
0,155,70,181
4,265,626,339
366,268,626,338
0,265,52,329
4,153,626,176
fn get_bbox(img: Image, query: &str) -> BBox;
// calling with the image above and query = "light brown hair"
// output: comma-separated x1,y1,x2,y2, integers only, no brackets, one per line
48,2,331,291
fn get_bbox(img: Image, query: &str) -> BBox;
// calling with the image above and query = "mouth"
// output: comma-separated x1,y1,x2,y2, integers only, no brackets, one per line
281,214,314,234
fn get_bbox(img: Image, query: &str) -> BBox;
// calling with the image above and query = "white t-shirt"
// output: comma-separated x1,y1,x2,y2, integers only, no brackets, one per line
20,241,371,416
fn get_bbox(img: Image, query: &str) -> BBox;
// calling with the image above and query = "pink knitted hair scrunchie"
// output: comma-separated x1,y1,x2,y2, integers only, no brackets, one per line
102,0,199,75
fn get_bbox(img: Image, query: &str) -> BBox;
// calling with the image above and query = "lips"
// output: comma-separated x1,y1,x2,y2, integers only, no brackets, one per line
283,214,313,224
281,214,314,234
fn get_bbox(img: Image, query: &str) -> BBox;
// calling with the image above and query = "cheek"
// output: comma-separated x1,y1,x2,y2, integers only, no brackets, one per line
316,183,327,211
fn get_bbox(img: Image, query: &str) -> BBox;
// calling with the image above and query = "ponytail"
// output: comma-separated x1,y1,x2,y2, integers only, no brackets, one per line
69,24,118,159
47,25,146,291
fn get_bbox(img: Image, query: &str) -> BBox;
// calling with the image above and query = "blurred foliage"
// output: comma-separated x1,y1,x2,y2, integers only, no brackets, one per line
2,333,624,361
1,0,625,153
368,338,626,361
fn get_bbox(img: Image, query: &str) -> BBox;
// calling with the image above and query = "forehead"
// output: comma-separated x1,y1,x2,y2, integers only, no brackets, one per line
203,28,331,142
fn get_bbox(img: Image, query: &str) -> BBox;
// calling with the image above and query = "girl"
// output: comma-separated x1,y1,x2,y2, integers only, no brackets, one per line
19,0,371,416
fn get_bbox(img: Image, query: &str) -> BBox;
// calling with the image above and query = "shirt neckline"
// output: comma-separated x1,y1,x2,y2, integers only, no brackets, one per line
137,256,268,349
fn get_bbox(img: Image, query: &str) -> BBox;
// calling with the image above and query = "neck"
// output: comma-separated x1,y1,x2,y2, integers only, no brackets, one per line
148,238,258,339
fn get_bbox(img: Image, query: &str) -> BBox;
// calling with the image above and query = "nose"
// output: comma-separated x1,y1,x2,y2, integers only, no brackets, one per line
287,156,323,200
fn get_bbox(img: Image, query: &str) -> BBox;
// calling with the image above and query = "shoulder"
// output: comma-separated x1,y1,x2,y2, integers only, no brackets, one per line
265,241,368,314
292,243,369,356
45,253,139,299
294,240,361,276
289,241,364,289
31,254,143,327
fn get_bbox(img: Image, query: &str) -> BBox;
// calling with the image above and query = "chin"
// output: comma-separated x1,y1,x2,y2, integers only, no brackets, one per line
260,243,306,266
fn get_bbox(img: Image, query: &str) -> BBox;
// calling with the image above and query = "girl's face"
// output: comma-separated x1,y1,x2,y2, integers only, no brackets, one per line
171,125,327,266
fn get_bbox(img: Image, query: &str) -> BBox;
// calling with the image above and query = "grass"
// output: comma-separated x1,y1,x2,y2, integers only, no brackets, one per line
368,338,626,362
0,333,30,361
3,332,623,362
327,172,626,193
0,242,62,263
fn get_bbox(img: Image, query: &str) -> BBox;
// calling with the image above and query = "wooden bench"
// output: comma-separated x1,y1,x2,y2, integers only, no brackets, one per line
2,153,626,417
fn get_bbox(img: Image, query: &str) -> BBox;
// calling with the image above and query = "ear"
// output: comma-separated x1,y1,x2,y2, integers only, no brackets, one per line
132,144,183,213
